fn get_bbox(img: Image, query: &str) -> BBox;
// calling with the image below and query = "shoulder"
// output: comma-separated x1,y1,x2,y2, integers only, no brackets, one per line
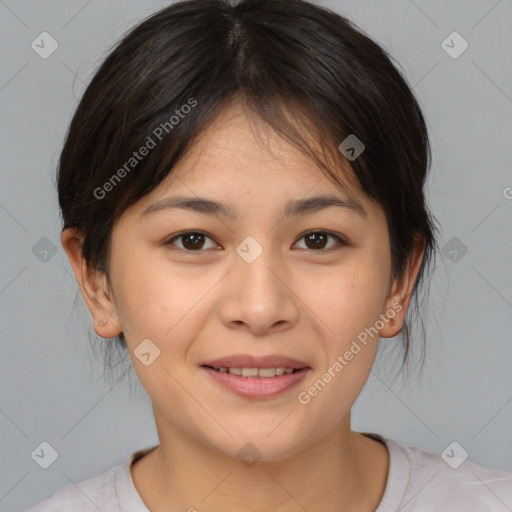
21,446,156,512
21,461,122,512
387,437,512,511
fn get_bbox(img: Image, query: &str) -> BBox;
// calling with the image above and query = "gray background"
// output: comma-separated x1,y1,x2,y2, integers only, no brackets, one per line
1,0,511,510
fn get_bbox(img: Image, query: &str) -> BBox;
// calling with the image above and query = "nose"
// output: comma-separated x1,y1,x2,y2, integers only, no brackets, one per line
218,245,300,336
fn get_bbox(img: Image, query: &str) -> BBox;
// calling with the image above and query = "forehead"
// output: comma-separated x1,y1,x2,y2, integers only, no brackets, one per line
161,102,364,200
126,101,385,229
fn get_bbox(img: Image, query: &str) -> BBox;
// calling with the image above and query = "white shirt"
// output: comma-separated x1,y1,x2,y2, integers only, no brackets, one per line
23,433,512,511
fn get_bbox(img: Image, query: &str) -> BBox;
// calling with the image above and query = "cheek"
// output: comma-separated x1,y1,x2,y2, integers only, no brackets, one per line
110,255,212,414
306,252,391,348
109,247,206,349
297,252,390,421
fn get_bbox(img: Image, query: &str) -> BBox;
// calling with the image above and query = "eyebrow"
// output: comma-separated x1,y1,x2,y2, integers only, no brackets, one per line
139,193,367,221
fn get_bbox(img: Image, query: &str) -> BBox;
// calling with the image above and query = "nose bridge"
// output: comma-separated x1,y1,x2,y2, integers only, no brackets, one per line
219,234,299,334
234,234,284,301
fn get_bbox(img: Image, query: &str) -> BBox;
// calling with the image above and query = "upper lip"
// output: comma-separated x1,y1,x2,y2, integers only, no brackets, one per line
201,354,310,369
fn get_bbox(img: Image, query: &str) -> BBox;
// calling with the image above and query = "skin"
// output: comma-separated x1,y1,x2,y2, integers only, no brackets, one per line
62,101,425,512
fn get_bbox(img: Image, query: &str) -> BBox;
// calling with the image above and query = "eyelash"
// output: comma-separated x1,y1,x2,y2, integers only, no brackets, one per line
164,230,347,254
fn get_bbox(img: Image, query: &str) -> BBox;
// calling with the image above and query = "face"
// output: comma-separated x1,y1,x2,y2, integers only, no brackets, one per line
65,102,418,462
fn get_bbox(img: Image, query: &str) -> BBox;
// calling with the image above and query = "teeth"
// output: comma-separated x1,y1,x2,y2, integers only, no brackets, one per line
258,368,279,378
212,366,298,377
241,367,259,377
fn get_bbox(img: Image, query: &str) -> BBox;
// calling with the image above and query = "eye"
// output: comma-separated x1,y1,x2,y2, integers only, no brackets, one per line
164,230,346,253
293,231,346,251
165,231,219,252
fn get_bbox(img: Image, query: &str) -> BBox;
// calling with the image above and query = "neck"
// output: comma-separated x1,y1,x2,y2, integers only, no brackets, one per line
131,410,388,512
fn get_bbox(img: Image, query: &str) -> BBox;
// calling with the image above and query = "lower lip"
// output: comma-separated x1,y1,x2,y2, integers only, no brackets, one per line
202,367,310,399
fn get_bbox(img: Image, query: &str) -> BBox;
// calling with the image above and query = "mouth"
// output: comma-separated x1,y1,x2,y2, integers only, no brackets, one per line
200,355,311,399
203,366,300,377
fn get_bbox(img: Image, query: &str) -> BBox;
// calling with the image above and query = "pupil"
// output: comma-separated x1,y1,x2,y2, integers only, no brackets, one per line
183,233,204,250
307,233,326,249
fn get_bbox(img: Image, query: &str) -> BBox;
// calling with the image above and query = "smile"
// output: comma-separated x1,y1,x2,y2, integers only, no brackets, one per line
201,366,309,399
209,366,298,377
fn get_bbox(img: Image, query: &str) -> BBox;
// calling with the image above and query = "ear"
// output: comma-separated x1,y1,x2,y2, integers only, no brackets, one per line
61,228,122,339
379,234,426,338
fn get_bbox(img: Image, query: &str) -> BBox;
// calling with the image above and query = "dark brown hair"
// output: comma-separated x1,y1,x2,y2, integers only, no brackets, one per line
57,0,440,382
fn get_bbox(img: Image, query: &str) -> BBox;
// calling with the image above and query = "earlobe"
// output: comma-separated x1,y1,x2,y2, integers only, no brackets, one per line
379,235,426,339
60,228,123,339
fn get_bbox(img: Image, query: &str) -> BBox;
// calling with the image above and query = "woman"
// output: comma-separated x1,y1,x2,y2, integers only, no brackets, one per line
25,0,512,510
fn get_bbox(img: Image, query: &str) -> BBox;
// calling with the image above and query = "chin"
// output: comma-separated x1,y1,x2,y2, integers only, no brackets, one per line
211,419,316,464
